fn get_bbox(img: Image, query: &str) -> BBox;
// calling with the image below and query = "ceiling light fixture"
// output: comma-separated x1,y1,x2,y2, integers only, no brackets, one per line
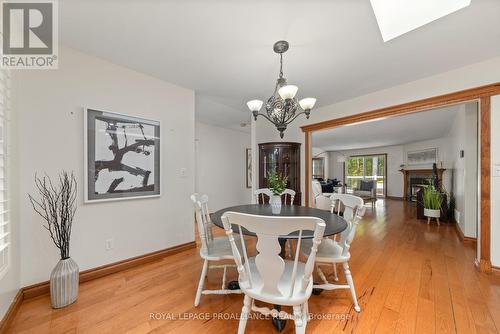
246,41,316,138
370,0,471,42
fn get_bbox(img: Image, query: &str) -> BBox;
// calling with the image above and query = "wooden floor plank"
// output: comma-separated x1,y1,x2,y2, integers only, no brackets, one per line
6,199,500,334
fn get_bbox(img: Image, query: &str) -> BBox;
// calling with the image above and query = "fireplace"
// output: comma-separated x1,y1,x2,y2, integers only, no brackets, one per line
408,176,433,201
399,168,446,201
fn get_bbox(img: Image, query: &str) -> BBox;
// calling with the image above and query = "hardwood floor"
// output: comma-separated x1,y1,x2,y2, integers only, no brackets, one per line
7,200,500,333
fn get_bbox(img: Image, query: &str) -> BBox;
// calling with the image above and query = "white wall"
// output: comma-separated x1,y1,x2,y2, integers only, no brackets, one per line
255,55,500,265
490,95,500,266
448,104,478,238
195,122,251,211
13,47,195,286
327,152,343,182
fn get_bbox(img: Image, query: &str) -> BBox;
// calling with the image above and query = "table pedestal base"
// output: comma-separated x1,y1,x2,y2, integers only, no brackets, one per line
271,305,287,332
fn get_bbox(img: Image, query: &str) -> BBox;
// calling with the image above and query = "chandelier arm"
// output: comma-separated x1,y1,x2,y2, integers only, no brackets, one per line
280,98,295,124
255,112,277,124
284,110,309,125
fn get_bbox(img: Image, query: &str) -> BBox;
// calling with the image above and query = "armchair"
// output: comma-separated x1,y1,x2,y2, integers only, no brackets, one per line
352,180,377,208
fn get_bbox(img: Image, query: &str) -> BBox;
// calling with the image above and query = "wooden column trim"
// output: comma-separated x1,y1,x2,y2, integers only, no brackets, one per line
479,96,492,273
304,131,312,207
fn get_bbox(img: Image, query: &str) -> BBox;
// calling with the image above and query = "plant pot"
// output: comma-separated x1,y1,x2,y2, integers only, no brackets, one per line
424,208,441,218
50,257,79,308
270,195,282,214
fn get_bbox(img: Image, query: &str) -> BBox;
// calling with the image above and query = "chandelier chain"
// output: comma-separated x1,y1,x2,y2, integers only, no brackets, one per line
279,53,283,79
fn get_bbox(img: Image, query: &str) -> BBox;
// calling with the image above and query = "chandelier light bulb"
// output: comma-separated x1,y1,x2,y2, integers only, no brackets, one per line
299,97,317,111
246,99,263,112
278,85,298,100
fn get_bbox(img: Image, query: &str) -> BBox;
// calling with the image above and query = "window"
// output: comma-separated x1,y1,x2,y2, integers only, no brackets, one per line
312,158,325,179
0,69,10,279
345,154,386,197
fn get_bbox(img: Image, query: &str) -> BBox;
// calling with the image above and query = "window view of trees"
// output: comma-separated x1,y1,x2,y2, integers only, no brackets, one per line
345,154,386,197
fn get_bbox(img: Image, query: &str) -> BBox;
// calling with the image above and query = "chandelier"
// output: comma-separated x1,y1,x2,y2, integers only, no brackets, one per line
246,40,316,138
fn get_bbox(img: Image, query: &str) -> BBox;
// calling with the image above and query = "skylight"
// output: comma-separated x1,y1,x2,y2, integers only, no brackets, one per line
370,0,471,42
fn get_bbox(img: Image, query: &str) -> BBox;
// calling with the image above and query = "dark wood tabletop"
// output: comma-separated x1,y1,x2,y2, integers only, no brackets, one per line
211,204,348,239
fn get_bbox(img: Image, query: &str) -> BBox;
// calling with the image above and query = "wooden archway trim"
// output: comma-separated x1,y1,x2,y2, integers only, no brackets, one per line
302,82,500,273
301,82,500,133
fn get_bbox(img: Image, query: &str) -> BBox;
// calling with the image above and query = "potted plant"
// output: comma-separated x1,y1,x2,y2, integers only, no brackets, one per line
422,185,443,226
28,172,79,308
267,170,288,214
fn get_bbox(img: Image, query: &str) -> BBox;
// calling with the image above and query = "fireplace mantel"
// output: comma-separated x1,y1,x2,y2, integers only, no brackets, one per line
399,168,446,200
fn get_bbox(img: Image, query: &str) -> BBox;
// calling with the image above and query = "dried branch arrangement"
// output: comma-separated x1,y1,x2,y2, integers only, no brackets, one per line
28,172,77,259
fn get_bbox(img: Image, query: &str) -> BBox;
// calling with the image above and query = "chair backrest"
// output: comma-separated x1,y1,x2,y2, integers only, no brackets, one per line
282,188,296,205
331,194,365,257
315,195,332,211
222,212,325,299
254,188,273,204
190,193,214,253
312,180,322,198
357,180,376,191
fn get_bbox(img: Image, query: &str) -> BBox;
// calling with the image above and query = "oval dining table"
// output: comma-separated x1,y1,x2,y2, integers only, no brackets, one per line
211,204,348,332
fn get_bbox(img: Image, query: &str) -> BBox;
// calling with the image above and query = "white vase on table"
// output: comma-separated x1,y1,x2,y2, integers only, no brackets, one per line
270,195,282,214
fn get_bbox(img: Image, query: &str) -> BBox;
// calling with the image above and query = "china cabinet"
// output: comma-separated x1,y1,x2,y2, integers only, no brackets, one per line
258,142,301,205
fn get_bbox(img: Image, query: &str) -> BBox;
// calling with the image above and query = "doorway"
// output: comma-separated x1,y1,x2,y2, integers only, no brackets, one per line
302,84,498,272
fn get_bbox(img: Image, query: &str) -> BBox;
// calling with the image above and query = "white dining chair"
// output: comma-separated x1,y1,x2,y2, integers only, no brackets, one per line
313,194,340,281
255,188,295,205
312,180,323,199
282,188,296,205
254,188,273,204
190,194,242,306
254,188,296,258
300,194,365,312
312,180,333,209
222,212,325,334
315,194,332,211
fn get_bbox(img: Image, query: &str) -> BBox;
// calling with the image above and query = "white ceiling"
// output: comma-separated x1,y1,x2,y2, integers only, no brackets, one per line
59,0,500,129
312,105,468,151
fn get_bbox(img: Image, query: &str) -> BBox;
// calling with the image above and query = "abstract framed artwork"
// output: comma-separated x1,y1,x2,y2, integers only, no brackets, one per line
84,108,161,203
246,148,252,188
406,148,437,166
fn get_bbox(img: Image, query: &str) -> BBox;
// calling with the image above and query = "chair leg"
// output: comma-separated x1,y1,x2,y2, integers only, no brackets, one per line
238,295,252,334
332,263,339,281
343,262,361,312
194,259,209,307
293,305,306,334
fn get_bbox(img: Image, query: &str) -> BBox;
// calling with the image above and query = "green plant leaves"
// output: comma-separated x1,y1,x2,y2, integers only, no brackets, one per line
267,170,288,196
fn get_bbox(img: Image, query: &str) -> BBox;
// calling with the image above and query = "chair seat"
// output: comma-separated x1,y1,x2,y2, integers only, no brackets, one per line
301,238,350,263
238,257,313,306
200,236,242,260
353,190,374,198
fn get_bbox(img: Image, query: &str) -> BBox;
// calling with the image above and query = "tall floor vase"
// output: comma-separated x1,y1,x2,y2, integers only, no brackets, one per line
50,257,79,308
